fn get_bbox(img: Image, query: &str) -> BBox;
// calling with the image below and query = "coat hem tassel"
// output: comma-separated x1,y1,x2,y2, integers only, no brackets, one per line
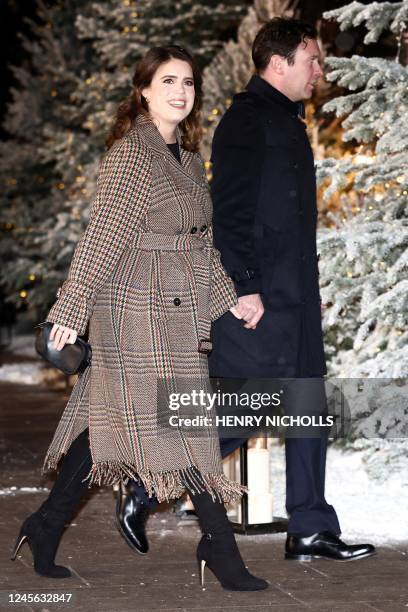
43,454,247,505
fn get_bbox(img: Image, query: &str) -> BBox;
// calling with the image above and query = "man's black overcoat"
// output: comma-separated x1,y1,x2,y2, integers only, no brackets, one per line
209,75,326,379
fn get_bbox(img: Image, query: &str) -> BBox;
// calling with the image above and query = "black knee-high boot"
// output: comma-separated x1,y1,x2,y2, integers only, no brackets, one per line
187,487,268,591
11,428,92,578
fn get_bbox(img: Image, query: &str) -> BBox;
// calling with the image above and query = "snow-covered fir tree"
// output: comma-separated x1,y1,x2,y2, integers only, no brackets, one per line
0,0,94,315
317,1,407,388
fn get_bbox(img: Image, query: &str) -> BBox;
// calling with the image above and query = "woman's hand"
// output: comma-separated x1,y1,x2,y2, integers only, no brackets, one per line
49,323,78,351
229,305,242,320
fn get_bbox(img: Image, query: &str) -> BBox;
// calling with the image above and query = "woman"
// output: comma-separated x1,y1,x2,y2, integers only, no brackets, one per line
11,46,268,592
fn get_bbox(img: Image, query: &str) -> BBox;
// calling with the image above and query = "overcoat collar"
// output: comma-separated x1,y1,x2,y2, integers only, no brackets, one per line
132,113,195,170
246,74,305,119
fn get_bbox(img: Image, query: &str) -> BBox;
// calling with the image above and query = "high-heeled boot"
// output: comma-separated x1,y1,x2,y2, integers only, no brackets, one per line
190,490,269,591
11,428,92,578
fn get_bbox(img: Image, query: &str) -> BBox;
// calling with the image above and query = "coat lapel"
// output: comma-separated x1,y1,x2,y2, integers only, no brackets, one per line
130,114,212,224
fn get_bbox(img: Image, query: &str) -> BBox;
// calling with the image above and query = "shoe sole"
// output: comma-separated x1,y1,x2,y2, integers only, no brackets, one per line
285,550,376,562
114,516,148,556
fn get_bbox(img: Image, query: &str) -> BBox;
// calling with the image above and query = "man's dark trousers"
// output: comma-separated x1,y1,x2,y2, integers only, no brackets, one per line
208,311,340,537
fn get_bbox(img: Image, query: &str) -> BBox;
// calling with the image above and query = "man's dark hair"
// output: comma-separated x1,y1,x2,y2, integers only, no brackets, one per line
252,17,317,72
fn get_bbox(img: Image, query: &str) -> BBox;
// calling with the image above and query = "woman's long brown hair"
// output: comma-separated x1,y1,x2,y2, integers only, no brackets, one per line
106,46,203,152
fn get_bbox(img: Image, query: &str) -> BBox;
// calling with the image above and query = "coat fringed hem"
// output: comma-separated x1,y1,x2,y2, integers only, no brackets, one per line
43,454,247,505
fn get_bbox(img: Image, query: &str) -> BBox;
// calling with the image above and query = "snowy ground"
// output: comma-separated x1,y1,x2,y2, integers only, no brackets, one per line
0,361,46,384
0,334,68,386
1,335,407,544
268,439,408,545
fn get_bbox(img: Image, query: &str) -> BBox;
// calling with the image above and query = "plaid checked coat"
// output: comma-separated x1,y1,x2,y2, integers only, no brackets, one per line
43,114,242,503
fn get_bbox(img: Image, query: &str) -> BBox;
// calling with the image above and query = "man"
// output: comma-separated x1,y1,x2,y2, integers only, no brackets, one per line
116,18,375,562
208,17,374,561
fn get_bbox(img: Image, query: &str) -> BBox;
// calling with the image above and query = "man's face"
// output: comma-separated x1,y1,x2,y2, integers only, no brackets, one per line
280,38,323,101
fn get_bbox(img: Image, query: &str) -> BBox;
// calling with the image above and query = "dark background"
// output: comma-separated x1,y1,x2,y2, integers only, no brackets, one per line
0,0,399,138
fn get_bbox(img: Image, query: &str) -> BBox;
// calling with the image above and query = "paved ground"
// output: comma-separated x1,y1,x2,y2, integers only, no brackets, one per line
0,380,407,612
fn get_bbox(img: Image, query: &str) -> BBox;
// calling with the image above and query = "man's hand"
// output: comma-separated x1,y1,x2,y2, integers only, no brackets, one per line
49,323,78,351
235,293,264,329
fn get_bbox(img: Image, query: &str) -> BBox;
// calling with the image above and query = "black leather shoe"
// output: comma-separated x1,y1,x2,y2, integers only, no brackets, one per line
115,481,149,555
285,531,376,562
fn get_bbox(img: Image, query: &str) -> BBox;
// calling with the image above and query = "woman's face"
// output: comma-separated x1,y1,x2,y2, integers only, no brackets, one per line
142,58,195,130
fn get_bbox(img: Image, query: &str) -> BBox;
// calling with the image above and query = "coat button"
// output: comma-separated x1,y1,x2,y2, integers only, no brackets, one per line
200,224,207,233
190,226,197,234
294,163,299,169
289,189,297,197
173,298,181,306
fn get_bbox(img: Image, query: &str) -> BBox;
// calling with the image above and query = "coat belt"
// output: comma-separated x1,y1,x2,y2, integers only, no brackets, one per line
130,231,212,354
131,232,207,251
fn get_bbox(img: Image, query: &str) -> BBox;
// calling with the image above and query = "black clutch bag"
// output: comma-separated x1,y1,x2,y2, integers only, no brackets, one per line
34,321,92,375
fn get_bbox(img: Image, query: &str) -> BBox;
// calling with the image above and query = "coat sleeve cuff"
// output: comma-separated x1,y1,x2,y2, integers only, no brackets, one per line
45,280,95,336
210,276,238,321
234,276,262,297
